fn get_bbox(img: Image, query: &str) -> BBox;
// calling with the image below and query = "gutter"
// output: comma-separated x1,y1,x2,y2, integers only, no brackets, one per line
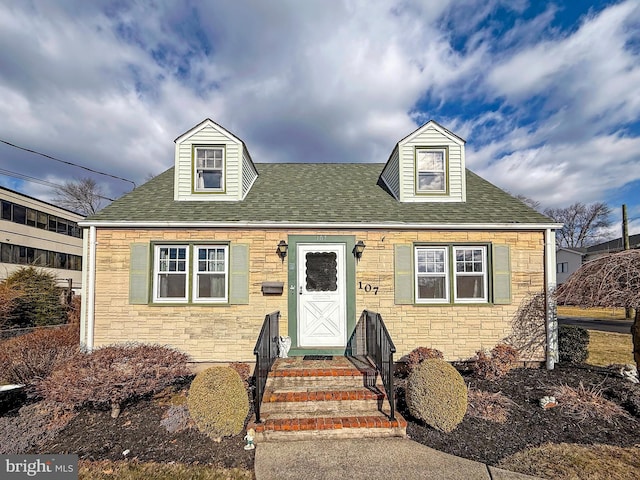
78,220,563,230
86,226,97,352
545,228,559,369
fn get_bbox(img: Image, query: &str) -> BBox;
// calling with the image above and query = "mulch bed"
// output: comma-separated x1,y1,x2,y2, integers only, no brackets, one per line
1,363,639,469
398,363,640,465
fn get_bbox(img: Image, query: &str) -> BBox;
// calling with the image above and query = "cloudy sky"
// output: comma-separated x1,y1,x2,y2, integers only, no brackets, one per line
1,0,639,235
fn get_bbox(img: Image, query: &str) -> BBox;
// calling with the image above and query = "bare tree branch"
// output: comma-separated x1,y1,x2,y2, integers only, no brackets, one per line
53,178,107,216
544,202,612,248
514,194,542,212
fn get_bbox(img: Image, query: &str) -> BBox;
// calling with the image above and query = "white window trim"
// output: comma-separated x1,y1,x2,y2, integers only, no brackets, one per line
453,246,488,303
415,147,447,194
153,245,189,303
193,244,229,303
194,146,225,192
415,246,450,304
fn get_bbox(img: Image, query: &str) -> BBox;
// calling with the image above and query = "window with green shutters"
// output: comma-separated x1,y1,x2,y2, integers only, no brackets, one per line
129,242,249,305
395,243,511,305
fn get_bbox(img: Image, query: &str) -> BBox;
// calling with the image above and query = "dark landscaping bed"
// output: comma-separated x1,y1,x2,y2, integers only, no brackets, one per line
398,363,640,465
1,363,639,470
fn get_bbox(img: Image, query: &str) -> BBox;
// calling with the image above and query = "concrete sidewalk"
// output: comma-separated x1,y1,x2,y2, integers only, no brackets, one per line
254,437,544,480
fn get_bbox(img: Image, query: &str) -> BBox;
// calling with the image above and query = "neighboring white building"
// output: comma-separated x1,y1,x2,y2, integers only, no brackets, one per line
0,186,84,290
556,247,586,285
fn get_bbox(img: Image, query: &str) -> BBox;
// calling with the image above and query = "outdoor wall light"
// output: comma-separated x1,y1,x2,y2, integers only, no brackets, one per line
353,240,366,259
276,240,288,261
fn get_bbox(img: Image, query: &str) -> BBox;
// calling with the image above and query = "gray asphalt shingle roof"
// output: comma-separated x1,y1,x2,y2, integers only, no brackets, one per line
86,164,554,225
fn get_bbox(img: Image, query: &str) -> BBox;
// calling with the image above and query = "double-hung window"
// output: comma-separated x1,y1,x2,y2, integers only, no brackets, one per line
416,148,447,193
453,246,487,303
154,246,189,302
415,245,488,304
415,247,449,303
194,245,228,302
194,146,224,191
152,244,229,303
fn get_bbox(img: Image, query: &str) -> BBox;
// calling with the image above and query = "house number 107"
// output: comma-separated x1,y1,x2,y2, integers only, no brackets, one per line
358,282,379,295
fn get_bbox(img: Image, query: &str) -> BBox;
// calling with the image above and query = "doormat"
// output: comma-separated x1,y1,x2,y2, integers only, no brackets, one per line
303,355,333,361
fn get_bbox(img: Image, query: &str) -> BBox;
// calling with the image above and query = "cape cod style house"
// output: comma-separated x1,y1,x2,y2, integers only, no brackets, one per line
79,119,560,367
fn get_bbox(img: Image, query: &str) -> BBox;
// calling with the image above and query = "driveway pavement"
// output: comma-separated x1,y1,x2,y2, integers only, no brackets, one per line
558,316,633,334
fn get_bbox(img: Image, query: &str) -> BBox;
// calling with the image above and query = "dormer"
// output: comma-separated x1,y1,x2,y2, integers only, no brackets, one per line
173,119,258,201
380,120,466,203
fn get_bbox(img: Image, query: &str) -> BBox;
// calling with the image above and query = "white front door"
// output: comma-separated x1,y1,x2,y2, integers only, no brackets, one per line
297,243,346,347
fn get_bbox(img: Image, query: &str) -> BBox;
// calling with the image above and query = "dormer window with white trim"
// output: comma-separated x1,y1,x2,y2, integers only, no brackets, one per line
415,147,448,194
194,146,225,192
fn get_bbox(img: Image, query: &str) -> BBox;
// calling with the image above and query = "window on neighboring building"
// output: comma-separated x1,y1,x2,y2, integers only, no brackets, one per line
154,246,189,302
415,245,488,304
0,242,81,270
194,146,224,191
557,262,568,274
194,245,228,302
416,148,447,193
415,247,449,303
0,199,82,238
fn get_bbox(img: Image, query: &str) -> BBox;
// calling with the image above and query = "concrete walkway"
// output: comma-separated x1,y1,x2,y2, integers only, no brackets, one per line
254,437,544,480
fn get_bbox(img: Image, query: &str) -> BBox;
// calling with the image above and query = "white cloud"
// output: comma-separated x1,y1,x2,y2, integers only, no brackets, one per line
0,0,638,223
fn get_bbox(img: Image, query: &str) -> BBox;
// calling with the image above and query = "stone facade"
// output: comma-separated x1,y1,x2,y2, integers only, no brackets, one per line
91,227,546,363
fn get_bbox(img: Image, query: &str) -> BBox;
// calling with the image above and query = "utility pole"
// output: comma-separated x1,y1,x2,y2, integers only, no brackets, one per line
622,205,632,319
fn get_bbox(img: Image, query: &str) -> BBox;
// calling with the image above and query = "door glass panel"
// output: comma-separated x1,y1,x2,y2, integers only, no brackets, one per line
305,252,337,291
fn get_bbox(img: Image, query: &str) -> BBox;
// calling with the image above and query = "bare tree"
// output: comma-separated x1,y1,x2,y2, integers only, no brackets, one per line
515,194,542,212
544,202,612,248
53,178,106,216
556,250,640,371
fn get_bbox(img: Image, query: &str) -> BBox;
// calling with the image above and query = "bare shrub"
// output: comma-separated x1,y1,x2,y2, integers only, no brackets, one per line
0,325,80,387
0,402,76,454
504,290,547,358
552,382,628,423
67,295,81,324
229,362,251,389
406,347,444,373
466,388,515,423
472,344,519,380
37,343,191,417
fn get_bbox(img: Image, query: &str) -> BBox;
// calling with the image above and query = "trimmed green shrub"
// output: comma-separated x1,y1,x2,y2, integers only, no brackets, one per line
558,325,590,363
37,343,191,417
0,325,79,387
472,344,520,380
2,267,68,328
187,366,249,441
406,359,468,433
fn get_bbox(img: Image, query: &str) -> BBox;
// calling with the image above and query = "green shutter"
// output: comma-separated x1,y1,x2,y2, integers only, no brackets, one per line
129,243,149,304
394,244,413,305
492,245,511,305
229,243,249,304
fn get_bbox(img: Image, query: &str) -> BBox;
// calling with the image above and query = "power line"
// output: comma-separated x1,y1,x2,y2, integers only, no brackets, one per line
0,138,137,188
0,168,116,202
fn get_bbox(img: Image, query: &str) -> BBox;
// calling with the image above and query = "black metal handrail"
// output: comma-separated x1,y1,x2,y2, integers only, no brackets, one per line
361,309,396,420
252,310,280,423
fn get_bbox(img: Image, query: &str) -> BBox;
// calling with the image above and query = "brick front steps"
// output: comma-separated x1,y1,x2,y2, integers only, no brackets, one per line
248,356,407,442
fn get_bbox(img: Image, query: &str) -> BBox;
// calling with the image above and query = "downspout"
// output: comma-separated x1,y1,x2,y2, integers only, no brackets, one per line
86,226,97,352
544,228,558,370
79,229,89,348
